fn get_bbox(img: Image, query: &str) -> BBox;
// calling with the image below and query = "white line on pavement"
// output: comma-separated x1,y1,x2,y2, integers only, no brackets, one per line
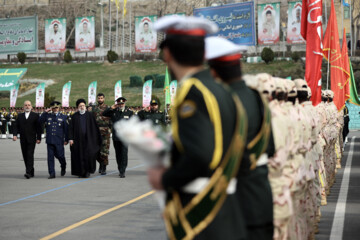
330,136,356,240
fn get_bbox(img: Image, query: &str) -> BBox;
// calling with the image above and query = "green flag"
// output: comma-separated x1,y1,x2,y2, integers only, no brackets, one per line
164,67,171,106
349,60,360,106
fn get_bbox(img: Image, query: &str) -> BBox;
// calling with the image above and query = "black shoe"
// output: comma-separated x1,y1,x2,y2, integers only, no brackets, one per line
98,165,102,173
30,169,34,177
101,166,107,175
61,168,66,177
119,173,125,178
24,173,31,179
48,175,56,179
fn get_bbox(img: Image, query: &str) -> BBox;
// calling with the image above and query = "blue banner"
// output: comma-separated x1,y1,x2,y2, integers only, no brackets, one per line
193,2,255,46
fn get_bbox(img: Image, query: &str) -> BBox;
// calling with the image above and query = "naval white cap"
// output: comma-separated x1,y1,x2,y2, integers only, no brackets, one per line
205,36,247,61
154,15,218,36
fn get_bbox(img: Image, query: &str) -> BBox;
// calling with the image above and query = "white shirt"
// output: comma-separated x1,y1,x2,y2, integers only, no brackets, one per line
25,112,30,119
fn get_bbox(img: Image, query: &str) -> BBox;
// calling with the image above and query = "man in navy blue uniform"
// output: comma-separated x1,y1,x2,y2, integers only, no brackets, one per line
39,101,68,179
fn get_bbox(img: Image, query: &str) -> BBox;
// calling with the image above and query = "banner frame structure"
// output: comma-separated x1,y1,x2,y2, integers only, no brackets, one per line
0,15,38,54
194,2,256,46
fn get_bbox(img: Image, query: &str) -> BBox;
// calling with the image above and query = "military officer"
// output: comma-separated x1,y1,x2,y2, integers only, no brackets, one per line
205,37,274,240
102,97,133,178
0,107,8,138
39,101,68,179
91,93,111,175
8,107,17,137
138,99,166,126
147,15,247,240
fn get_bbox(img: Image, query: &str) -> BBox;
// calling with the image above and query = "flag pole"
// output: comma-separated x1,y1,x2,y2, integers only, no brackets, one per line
350,0,353,56
108,0,112,50
116,5,119,54
129,2,132,58
341,0,344,38
122,5,125,60
326,0,331,90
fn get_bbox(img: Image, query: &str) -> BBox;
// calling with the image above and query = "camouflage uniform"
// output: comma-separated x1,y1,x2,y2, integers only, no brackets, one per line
92,104,111,166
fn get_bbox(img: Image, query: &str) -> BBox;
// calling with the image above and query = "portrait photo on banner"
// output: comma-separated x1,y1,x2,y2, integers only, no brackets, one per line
75,16,95,52
287,2,305,44
258,3,280,45
45,18,66,53
135,15,157,53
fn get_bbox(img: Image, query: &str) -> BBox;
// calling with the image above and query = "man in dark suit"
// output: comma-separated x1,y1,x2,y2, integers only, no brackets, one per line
13,100,42,179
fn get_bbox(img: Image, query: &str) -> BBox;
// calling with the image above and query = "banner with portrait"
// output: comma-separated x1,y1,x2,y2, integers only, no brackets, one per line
75,16,95,52
257,3,280,45
194,2,256,45
35,83,45,107
142,80,153,107
114,80,122,101
45,18,66,53
88,81,97,105
135,15,157,53
9,83,19,108
287,2,304,44
62,81,71,107
0,16,38,54
170,80,177,105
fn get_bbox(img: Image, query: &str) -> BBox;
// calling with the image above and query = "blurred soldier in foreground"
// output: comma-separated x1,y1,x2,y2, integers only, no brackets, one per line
103,97,133,178
0,107,8,138
92,93,111,175
39,101,68,179
147,16,247,240
69,99,102,178
206,37,274,240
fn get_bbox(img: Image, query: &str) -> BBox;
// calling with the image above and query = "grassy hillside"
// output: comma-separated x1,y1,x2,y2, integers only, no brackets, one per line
0,61,304,108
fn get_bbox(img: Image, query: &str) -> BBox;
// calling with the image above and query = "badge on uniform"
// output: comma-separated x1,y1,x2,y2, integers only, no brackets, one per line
124,116,129,119
48,118,52,121
179,100,197,118
58,119,63,121
156,119,159,123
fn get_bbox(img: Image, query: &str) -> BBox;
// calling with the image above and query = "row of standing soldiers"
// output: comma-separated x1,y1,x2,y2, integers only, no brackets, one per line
248,73,349,240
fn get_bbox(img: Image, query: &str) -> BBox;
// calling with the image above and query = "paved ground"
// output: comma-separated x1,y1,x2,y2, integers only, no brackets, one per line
0,131,359,240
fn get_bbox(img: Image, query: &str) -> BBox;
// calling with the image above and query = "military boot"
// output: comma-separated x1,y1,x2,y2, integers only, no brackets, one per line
101,165,107,175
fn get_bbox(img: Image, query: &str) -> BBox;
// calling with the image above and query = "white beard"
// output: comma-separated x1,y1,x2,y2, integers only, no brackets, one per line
79,109,86,115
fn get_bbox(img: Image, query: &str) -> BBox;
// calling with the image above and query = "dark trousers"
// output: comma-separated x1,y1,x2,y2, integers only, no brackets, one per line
20,140,36,175
113,140,128,174
0,121,6,134
47,144,66,176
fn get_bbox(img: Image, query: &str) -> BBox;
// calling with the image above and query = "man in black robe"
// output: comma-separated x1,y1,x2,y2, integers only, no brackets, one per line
69,99,102,178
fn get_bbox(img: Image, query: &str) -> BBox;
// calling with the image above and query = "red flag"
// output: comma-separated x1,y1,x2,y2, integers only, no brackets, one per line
341,28,350,101
301,0,323,106
323,0,348,111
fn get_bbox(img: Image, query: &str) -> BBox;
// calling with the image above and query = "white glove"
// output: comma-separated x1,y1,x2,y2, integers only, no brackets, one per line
8,122,11,126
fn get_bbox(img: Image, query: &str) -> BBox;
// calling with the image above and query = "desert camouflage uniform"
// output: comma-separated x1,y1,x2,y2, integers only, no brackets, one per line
92,104,111,166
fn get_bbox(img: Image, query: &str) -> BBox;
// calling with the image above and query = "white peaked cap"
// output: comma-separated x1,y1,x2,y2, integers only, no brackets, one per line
205,36,248,60
154,15,218,35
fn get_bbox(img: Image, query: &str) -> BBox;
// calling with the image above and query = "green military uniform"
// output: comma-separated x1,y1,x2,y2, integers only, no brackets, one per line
103,105,133,177
138,99,166,126
92,104,111,168
230,80,274,240
162,69,248,240
8,110,17,135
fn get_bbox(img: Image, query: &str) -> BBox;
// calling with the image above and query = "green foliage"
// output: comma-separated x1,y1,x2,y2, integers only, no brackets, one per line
144,74,156,82
44,92,55,108
107,50,118,63
129,75,143,87
17,52,26,64
261,47,274,64
64,50,73,63
291,52,300,62
154,75,165,88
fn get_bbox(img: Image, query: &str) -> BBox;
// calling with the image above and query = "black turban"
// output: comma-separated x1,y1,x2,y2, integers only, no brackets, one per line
76,98,86,107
